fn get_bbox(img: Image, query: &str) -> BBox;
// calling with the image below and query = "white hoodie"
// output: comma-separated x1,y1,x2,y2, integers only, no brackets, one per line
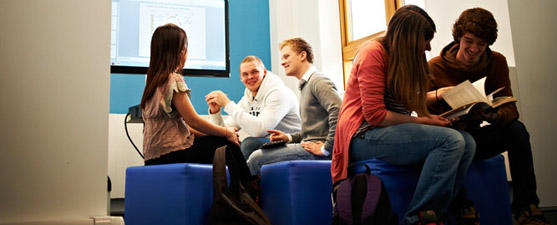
210,72,301,140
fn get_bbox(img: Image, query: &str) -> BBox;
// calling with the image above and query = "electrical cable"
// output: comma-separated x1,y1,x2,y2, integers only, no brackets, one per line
125,113,144,159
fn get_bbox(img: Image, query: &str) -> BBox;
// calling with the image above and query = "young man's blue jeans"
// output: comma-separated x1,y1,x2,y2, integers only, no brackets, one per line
349,123,475,225
240,137,269,159
246,143,330,175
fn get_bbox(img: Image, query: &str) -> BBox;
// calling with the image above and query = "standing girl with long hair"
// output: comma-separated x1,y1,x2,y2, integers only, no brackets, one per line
331,6,475,225
140,24,252,180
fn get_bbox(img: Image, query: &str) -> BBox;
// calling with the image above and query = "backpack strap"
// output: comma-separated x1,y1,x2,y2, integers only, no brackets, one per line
213,146,242,199
361,173,382,222
335,164,384,224
212,146,228,198
335,177,354,224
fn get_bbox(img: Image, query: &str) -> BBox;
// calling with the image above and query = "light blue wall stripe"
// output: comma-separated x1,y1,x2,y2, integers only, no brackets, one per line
110,0,271,114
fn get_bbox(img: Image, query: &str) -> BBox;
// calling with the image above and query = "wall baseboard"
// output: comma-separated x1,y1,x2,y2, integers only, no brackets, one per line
0,217,124,225
0,219,93,225
92,216,125,225
542,206,557,212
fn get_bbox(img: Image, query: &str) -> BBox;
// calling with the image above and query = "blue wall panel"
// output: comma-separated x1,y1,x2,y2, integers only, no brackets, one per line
110,0,271,114
110,74,146,114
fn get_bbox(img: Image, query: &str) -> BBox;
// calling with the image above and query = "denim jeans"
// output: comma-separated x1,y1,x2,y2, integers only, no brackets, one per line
246,143,330,175
349,123,475,225
240,137,269,159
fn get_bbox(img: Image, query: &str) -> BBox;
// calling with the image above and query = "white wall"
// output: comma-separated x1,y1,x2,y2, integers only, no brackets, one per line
108,115,144,198
268,0,344,95
0,0,111,224
507,0,557,207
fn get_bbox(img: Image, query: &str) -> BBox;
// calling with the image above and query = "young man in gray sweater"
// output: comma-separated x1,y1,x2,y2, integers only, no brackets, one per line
246,38,342,175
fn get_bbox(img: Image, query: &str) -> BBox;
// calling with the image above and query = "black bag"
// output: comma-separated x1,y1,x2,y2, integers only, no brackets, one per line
332,166,398,225
209,146,272,225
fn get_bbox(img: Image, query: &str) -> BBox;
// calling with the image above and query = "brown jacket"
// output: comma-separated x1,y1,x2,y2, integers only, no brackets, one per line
428,42,518,127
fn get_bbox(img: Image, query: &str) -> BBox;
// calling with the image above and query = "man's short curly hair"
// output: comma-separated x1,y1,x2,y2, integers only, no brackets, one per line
453,7,498,45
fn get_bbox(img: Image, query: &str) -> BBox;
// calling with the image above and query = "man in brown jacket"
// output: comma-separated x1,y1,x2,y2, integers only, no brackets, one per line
428,8,549,225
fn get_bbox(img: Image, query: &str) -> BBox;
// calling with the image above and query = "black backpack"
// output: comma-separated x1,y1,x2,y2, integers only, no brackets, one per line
332,166,398,225
209,146,272,225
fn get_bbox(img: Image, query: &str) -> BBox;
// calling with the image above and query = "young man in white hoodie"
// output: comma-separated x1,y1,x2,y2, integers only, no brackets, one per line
206,56,301,159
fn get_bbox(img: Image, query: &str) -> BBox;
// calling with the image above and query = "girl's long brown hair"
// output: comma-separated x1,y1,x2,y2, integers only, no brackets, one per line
140,24,188,109
381,5,435,116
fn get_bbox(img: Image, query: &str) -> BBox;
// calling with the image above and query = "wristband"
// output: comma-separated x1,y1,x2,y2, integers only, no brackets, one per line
286,134,293,143
321,146,330,156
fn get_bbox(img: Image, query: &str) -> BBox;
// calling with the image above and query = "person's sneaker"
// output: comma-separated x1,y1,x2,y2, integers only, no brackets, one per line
515,204,550,225
418,210,444,225
457,205,479,225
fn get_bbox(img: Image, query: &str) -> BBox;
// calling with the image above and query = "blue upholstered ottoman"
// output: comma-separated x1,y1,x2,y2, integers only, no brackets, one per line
351,155,512,225
260,160,333,225
125,163,214,225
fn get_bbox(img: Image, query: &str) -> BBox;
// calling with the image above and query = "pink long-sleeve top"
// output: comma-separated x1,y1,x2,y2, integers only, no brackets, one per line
331,40,389,184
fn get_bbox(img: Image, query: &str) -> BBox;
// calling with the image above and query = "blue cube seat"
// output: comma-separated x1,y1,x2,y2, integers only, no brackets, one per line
124,157,511,225
125,163,214,225
350,155,512,225
260,160,333,225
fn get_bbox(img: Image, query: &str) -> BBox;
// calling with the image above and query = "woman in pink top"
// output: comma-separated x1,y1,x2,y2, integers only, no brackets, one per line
140,24,252,180
331,6,475,225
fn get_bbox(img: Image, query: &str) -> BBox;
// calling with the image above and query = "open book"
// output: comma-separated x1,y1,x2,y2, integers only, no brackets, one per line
439,77,517,119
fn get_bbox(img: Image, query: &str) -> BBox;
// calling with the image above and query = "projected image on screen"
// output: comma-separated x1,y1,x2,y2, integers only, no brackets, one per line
111,0,229,76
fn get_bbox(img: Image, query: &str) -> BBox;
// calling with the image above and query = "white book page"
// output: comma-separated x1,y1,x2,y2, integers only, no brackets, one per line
486,87,505,102
472,77,487,97
441,80,488,109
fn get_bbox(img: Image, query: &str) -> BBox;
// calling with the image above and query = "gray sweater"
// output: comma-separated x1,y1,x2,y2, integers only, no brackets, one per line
290,72,342,152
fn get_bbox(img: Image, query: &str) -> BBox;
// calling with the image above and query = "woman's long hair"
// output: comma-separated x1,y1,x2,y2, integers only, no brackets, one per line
140,24,188,109
381,5,435,116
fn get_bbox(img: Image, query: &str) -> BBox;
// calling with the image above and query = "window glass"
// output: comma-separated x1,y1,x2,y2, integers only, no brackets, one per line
403,0,425,9
349,0,386,40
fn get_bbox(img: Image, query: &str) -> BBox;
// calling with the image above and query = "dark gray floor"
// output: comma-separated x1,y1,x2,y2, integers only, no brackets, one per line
543,207,557,225
110,198,557,224
110,198,125,217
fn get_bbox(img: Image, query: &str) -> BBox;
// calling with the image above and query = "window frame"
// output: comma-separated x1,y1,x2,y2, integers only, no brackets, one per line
338,0,403,85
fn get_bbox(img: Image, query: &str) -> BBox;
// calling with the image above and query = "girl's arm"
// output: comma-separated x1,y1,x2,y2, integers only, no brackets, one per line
189,127,206,136
172,91,238,144
379,111,451,127
356,42,451,128
426,86,454,106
